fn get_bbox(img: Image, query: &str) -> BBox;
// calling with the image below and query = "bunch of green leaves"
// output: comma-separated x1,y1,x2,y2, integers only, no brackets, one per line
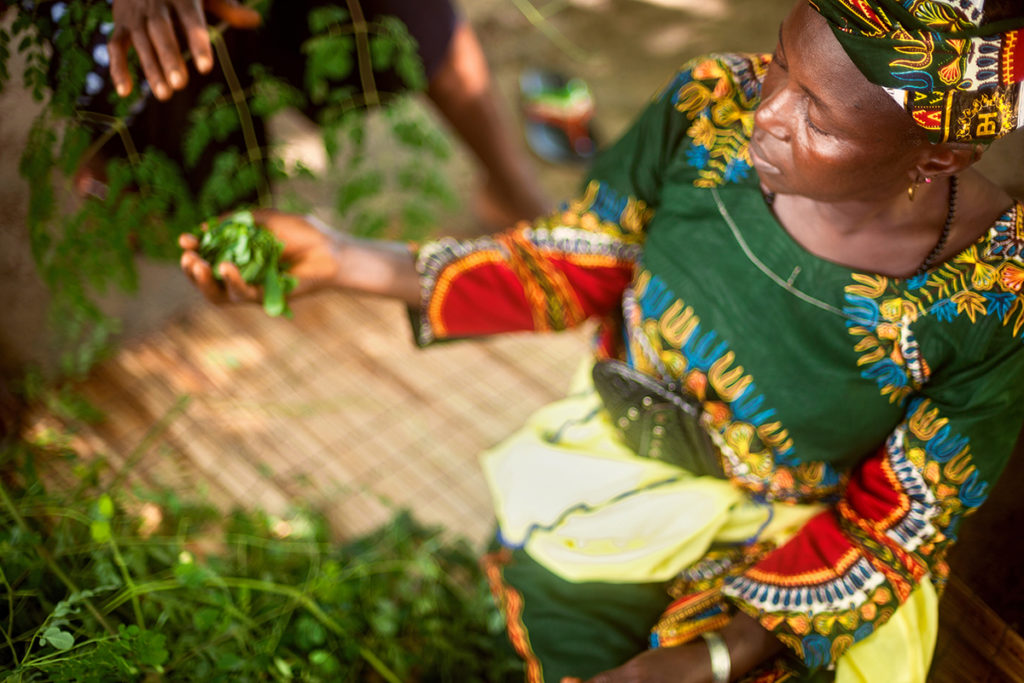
198,210,297,317
0,431,523,682
2,0,458,379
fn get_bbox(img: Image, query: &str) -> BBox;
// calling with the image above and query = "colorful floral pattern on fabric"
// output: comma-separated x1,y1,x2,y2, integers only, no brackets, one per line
631,270,843,503
844,203,1024,403
991,201,1024,258
410,50,1024,678
415,227,638,343
810,0,1024,142
559,179,654,242
671,54,770,188
649,588,732,648
723,397,988,670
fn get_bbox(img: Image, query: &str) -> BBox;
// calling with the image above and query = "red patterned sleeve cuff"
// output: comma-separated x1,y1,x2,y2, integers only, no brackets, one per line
412,225,640,345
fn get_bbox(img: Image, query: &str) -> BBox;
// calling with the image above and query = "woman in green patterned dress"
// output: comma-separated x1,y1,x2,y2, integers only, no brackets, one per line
181,0,1024,680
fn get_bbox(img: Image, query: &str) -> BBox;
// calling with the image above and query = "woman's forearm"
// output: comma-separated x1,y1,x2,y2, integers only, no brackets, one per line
720,611,784,680
330,234,421,307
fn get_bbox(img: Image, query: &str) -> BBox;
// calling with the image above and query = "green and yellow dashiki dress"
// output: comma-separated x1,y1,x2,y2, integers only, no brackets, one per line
411,53,1024,682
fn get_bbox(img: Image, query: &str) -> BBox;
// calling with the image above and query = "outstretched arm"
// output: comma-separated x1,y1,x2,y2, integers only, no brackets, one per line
179,209,421,307
179,55,712,324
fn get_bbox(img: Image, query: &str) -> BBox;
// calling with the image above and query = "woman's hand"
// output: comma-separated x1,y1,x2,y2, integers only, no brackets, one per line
560,642,714,683
179,209,342,306
109,0,262,99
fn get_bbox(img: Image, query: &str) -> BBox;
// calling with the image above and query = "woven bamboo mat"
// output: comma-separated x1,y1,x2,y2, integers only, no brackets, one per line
29,292,591,547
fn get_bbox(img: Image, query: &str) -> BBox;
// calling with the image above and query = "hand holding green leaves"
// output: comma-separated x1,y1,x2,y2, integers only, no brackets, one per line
195,210,297,317
180,208,351,310
181,208,423,309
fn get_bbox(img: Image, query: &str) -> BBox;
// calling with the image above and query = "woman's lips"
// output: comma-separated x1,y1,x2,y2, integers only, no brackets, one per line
748,139,780,175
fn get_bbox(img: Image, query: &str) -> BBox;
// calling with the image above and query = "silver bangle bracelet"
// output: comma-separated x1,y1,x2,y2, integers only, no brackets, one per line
700,630,731,683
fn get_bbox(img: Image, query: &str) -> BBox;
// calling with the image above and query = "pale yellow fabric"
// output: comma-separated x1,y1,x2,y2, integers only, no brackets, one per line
835,580,938,683
480,359,821,583
481,357,938,679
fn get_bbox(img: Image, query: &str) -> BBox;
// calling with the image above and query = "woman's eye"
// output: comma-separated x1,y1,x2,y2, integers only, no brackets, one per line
806,116,829,136
803,100,831,136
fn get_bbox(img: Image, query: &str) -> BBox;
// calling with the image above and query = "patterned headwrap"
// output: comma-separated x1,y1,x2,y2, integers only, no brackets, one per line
809,0,1024,143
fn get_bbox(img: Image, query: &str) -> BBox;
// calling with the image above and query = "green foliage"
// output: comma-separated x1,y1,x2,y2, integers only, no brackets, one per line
247,63,307,119
374,16,427,92
0,435,523,681
7,8,50,101
2,1,458,380
198,210,298,317
303,6,452,244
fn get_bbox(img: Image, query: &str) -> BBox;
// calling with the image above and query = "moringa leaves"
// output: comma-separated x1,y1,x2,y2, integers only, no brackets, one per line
198,211,298,318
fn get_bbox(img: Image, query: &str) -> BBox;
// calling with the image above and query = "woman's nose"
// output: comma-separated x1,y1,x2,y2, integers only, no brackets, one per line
754,74,793,142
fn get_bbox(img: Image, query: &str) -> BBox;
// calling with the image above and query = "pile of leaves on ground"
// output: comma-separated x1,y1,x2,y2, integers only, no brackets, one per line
0,433,522,682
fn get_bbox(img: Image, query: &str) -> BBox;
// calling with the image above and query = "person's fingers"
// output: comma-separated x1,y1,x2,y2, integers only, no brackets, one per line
146,9,188,91
205,0,262,29
176,0,215,73
178,233,200,250
107,29,134,97
129,26,171,99
180,251,227,303
218,262,261,302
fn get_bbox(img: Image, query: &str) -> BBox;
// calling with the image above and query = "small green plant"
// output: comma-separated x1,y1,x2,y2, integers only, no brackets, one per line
198,210,297,318
0,432,523,681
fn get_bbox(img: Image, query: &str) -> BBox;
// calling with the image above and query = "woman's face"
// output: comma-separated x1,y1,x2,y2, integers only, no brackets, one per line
750,1,927,202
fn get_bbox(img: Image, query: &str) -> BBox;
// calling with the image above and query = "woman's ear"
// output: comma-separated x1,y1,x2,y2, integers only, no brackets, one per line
914,142,986,179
